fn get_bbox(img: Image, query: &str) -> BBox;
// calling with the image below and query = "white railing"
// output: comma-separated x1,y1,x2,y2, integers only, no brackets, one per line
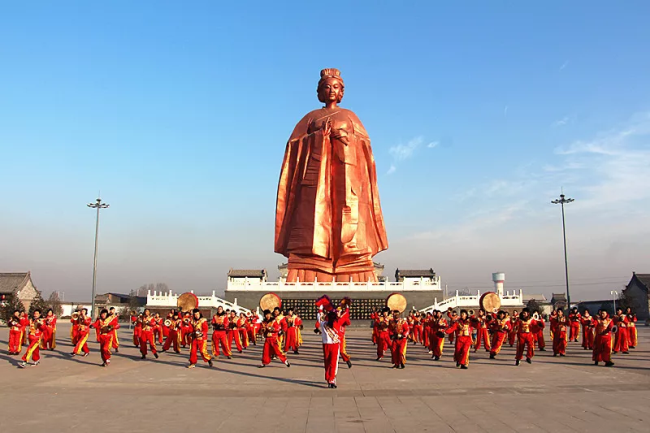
226,277,442,292
146,290,259,318
420,289,524,314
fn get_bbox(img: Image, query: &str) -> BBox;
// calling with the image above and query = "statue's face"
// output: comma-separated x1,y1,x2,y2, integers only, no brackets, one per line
318,77,343,104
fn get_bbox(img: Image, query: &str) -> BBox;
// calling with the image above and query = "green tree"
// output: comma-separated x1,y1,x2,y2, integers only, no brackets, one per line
1,292,25,323
29,291,49,316
47,291,63,316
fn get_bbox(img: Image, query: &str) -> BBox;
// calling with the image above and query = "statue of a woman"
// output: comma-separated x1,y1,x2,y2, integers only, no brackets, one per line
275,68,388,282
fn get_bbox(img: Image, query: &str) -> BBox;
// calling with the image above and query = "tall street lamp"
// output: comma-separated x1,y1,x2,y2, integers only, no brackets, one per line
88,197,109,318
551,193,574,309
610,290,618,314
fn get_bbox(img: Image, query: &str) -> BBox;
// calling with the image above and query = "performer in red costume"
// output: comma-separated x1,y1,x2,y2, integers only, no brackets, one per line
471,310,491,353
374,307,391,361
8,310,24,354
162,311,182,353
337,304,352,368
445,309,473,369
514,308,542,365
508,310,518,346
132,313,141,347
94,309,116,367
211,306,232,358
153,313,163,344
188,309,213,368
20,312,30,346
284,308,301,354
19,309,45,368
138,309,159,360
530,312,546,351
580,309,595,350
489,310,510,359
429,310,448,361
626,307,638,349
320,310,341,388
550,308,569,357
612,308,629,354
593,309,615,367
181,312,192,348
71,308,92,357
389,310,410,369
227,310,244,353
246,312,258,345
568,307,581,342
422,312,432,349
40,308,57,350
259,309,290,368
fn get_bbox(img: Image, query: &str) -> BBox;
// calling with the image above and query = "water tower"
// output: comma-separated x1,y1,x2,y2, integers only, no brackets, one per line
492,272,505,297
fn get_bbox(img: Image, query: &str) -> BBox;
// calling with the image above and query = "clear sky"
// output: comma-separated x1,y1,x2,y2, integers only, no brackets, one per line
1,1,649,303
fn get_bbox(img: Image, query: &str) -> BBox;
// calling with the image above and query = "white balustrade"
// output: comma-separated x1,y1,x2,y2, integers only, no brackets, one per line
420,289,524,314
146,290,258,318
225,278,442,292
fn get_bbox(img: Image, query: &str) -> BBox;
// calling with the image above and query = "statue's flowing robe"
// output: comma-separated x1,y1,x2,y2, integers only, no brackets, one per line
275,108,388,280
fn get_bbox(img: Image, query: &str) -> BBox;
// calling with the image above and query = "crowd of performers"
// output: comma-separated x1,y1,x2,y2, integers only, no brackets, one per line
5,303,641,388
6,305,307,370
371,306,639,369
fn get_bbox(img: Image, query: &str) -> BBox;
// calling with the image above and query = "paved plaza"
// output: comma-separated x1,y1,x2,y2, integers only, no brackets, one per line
1,323,649,432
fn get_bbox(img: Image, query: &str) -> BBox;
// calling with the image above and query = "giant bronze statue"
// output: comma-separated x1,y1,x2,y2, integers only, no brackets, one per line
275,68,388,283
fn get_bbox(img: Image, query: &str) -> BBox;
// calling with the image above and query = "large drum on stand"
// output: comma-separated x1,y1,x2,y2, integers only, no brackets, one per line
177,292,199,312
260,292,282,311
479,292,501,314
386,293,407,313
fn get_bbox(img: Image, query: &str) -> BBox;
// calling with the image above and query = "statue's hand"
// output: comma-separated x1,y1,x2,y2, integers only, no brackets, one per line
323,119,332,137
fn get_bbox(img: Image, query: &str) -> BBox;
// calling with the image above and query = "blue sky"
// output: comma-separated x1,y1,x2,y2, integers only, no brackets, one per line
1,1,649,302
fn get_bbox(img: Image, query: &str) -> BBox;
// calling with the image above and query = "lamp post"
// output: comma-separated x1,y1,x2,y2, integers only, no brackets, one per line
610,290,618,315
551,193,574,308
88,197,109,318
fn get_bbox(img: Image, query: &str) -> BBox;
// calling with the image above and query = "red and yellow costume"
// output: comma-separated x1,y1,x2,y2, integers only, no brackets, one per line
389,316,409,367
20,313,30,345
238,315,250,349
627,313,637,348
21,317,44,364
139,315,158,357
568,311,581,342
320,316,340,385
515,317,541,361
94,315,116,365
337,309,351,364
429,316,448,359
508,312,518,346
370,311,379,345
374,315,391,359
489,315,510,357
8,315,23,354
189,316,211,366
593,314,614,364
445,318,473,367
550,314,568,356
284,314,301,353
260,318,287,365
181,314,192,347
211,313,232,357
162,317,182,353
422,314,431,349
227,314,244,353
153,316,164,344
613,313,629,353
246,314,258,345
131,315,141,346
109,312,120,351
531,317,545,350
471,314,491,352
72,314,92,355
40,313,57,350
580,314,595,350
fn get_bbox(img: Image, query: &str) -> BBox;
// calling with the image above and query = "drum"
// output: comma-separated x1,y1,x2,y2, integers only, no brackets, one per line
479,292,501,313
386,293,407,313
177,292,199,312
260,292,282,311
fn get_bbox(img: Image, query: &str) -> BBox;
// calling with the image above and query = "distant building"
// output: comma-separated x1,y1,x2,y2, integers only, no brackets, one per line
395,269,437,283
227,269,268,283
94,292,146,311
576,300,616,316
550,293,568,310
623,272,650,321
0,272,40,311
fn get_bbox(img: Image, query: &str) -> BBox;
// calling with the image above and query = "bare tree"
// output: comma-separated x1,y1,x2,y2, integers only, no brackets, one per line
47,291,63,316
155,282,169,293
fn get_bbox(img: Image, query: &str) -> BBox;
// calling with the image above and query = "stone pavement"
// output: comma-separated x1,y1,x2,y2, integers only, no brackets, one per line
0,324,649,432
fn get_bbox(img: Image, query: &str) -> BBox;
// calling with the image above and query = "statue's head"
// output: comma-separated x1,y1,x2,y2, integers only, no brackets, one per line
317,68,345,104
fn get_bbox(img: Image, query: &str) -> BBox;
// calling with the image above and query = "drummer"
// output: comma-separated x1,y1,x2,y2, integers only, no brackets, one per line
389,310,409,369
